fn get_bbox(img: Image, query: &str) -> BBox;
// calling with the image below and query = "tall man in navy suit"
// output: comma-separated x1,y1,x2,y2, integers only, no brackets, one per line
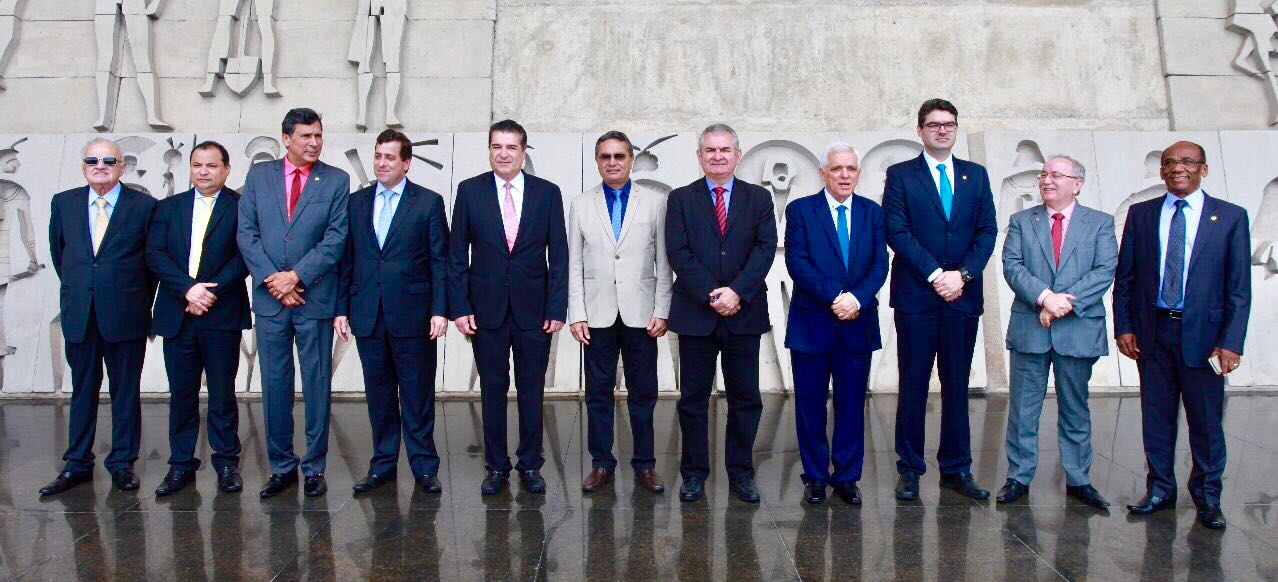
449,119,568,496
42,138,157,496
884,99,997,501
784,142,888,505
147,141,251,496
1114,141,1251,530
665,124,778,503
335,129,449,495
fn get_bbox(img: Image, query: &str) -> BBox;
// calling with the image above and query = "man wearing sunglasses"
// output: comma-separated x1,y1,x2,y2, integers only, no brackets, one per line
42,138,158,495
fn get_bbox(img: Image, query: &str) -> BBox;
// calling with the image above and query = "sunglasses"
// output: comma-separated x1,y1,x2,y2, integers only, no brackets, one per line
83,156,120,166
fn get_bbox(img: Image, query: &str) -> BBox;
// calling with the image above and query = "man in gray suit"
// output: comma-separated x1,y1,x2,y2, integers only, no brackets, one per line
998,155,1116,507
237,108,350,498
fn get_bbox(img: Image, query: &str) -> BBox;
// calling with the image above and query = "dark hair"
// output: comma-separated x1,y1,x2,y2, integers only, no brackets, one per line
916,98,959,128
488,119,527,148
594,130,633,156
281,108,323,135
191,140,230,165
375,129,412,161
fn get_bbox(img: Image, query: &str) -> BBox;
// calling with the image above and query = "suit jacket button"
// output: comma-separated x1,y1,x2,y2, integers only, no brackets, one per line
721,251,726,256
92,263,98,267
615,255,620,260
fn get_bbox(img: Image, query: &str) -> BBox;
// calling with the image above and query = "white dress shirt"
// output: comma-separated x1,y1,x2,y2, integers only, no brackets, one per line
373,178,407,240
494,172,525,222
1156,189,1203,310
922,150,956,283
823,189,860,310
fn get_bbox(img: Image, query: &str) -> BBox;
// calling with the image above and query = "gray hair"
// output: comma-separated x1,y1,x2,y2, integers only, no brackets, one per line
81,137,122,158
698,123,740,150
1047,154,1086,182
822,141,862,169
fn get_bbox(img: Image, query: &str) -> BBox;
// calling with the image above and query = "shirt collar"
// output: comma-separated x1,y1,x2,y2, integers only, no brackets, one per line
495,171,524,193
88,182,122,207
705,176,735,193
193,188,221,201
1045,200,1076,219
603,180,631,198
283,157,313,177
376,178,407,198
823,189,854,210
1163,189,1203,210
922,150,955,171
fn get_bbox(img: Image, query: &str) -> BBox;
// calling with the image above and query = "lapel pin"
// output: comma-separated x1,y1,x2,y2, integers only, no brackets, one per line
1210,215,1218,221
314,176,320,182
961,175,967,181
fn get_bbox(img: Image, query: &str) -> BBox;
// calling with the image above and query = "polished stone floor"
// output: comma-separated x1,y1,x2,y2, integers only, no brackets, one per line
1,392,1276,581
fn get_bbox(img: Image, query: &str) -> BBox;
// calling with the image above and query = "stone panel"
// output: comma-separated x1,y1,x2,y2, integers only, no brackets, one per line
1155,0,1232,18
1158,17,1244,76
1168,75,1277,130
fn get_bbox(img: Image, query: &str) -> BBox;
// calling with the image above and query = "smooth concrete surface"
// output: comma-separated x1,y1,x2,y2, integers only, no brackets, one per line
1,393,1276,580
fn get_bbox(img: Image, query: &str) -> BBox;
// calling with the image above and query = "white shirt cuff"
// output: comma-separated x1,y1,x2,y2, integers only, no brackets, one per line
926,268,943,283
1035,289,1051,306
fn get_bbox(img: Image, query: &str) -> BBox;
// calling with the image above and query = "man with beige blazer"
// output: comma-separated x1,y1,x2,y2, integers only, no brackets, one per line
568,131,673,494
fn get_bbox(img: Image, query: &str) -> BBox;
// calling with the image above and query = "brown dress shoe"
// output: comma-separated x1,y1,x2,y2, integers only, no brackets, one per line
635,468,665,493
582,467,614,492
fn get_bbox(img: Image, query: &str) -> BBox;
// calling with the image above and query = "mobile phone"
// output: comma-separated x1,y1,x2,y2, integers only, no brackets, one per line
1208,353,1223,375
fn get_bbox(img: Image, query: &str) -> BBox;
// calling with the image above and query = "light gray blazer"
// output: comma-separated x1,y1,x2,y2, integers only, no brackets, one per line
567,182,673,328
1002,203,1117,358
236,159,350,319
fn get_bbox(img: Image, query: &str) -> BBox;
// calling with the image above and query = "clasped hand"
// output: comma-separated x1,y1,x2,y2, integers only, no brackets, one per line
1037,292,1076,328
932,270,964,302
709,287,740,317
265,270,305,307
831,292,859,321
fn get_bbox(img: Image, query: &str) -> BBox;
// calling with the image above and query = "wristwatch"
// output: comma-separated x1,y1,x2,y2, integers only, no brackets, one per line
958,267,974,283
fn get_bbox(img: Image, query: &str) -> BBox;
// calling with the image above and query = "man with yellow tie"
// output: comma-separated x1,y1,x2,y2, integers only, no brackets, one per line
146,142,252,496
43,138,158,496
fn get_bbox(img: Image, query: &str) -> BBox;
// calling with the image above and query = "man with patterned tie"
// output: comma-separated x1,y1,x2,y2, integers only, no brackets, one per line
883,99,997,502
448,119,568,496
1114,141,1251,530
42,138,158,495
664,124,777,503
335,129,450,495
997,155,1116,508
568,131,672,494
146,141,251,496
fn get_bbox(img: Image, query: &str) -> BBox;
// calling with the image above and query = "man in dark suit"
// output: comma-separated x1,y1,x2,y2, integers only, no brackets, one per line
41,138,158,495
784,142,888,505
883,99,997,501
665,123,778,503
336,129,449,495
448,119,568,496
237,108,350,498
1114,141,1251,530
147,141,251,496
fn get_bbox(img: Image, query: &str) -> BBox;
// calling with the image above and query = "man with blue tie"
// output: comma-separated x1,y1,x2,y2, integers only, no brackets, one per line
1114,141,1251,530
336,129,449,495
784,142,888,505
883,99,997,501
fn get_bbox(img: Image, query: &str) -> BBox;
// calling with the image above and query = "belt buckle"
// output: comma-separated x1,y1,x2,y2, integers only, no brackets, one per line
1165,309,1183,320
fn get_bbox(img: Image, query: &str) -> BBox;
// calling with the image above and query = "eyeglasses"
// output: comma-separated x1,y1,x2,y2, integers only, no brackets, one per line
1037,172,1080,181
83,156,119,166
1160,158,1205,170
922,122,958,132
596,153,630,162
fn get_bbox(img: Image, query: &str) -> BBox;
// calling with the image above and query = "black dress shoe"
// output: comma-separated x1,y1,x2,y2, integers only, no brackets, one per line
833,482,862,505
480,471,507,496
259,471,298,499
112,469,140,492
729,476,760,503
154,468,195,497
353,470,396,494
679,478,704,502
895,472,920,501
1197,504,1226,529
940,472,990,500
996,479,1029,503
1066,484,1110,509
304,474,327,497
1126,493,1176,515
217,467,243,493
519,470,546,494
39,471,92,496
804,482,826,504
415,474,442,494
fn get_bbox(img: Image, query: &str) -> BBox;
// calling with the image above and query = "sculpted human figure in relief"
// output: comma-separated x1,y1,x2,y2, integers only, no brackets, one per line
199,0,280,98
93,0,171,131
1227,0,1278,126
350,0,407,130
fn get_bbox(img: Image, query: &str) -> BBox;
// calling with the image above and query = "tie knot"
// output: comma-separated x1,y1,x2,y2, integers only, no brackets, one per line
936,163,946,172
504,181,513,193
95,196,107,208
1052,212,1064,222
712,186,726,197
837,205,847,215
1174,199,1188,210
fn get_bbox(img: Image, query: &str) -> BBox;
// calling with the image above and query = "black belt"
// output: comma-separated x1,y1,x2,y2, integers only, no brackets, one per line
1156,308,1183,320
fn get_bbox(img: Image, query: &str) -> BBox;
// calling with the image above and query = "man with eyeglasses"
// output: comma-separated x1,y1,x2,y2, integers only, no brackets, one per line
883,98,997,502
997,156,1116,507
42,138,158,495
1114,141,1251,530
568,131,672,494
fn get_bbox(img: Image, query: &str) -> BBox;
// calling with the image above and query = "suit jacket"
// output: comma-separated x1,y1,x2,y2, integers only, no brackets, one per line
883,154,997,315
1113,192,1251,367
236,159,350,319
783,191,888,355
567,182,673,328
447,171,568,330
337,179,449,338
147,188,252,338
49,185,158,343
664,177,777,336
1002,203,1117,359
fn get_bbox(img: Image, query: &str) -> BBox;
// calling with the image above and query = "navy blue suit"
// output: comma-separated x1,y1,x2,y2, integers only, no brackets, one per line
448,171,567,472
1113,192,1250,505
147,188,250,472
664,177,777,481
784,192,888,485
338,179,448,477
883,154,997,476
49,185,157,475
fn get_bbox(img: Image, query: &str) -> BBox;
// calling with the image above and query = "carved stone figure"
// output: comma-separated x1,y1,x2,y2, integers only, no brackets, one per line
93,0,171,131
349,0,407,129
0,0,21,91
199,0,280,98
0,139,42,360
1227,1,1278,126
1253,177,1278,275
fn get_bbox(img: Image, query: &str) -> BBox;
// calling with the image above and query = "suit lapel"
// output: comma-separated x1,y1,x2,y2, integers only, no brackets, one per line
723,178,744,238
513,174,534,253
812,193,843,268
97,187,135,254
478,174,506,251
590,185,618,248
381,182,417,252
949,158,972,228
203,191,234,247
693,179,721,235
267,160,287,225
1187,193,1218,275
1056,205,1088,272
1029,205,1056,271
72,188,94,257
845,196,867,276
177,191,195,262
616,185,641,247
913,155,949,224
287,162,323,232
